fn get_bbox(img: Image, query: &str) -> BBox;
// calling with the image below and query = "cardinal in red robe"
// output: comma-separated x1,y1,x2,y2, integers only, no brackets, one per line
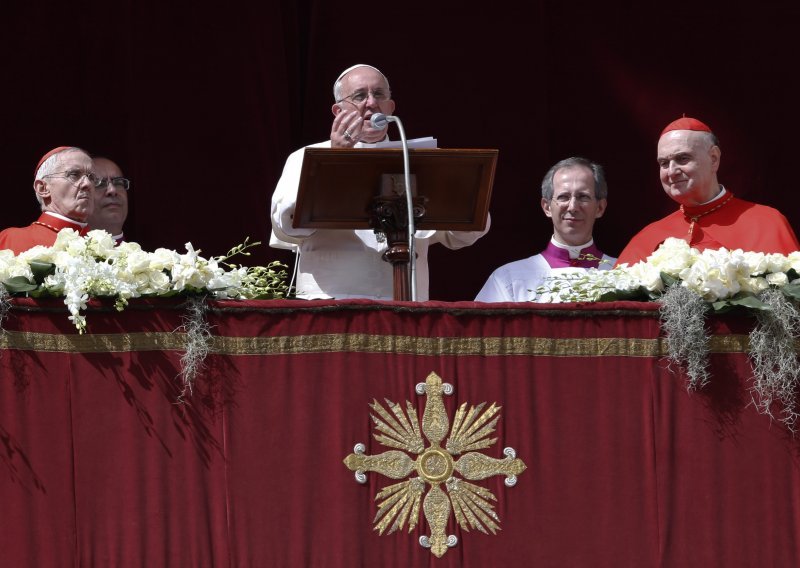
616,117,799,266
0,147,93,254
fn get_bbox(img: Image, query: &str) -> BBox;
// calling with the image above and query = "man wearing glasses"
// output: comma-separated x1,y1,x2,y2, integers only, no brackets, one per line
88,156,130,244
270,63,489,300
475,157,615,302
0,146,98,254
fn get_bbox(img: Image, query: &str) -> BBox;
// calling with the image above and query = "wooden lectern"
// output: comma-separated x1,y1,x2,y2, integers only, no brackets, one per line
294,148,497,301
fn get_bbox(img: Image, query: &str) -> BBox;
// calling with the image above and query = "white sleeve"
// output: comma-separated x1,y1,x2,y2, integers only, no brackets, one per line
424,212,491,249
270,147,317,250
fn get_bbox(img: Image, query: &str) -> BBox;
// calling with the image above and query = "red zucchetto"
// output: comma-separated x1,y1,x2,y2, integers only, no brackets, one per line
34,146,73,177
660,117,713,137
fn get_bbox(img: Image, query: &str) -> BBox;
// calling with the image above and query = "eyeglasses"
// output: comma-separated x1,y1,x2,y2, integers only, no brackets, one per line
95,176,131,191
42,169,101,187
552,193,596,205
336,88,390,105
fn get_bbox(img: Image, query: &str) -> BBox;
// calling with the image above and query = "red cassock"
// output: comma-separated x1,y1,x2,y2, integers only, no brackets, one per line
615,192,800,266
0,213,88,255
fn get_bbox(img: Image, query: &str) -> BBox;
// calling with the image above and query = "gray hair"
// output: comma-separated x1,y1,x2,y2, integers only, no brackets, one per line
33,147,88,208
541,156,608,200
660,129,720,148
701,130,720,148
332,64,391,101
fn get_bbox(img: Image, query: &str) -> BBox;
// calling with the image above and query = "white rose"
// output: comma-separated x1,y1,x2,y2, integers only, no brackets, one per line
149,248,180,272
737,250,768,275
681,253,740,300
85,230,116,258
121,250,153,274
19,245,57,264
626,262,664,293
647,238,698,276
739,276,769,294
65,237,88,256
112,241,143,258
51,228,82,251
146,271,172,294
766,272,789,287
787,251,800,273
764,253,790,274
0,252,34,282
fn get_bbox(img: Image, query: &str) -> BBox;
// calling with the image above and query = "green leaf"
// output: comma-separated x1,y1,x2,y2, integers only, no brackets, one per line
786,268,799,282
782,281,800,301
248,291,284,300
597,287,650,302
644,287,665,301
710,300,734,313
727,294,770,311
29,260,56,285
158,290,182,298
660,272,679,288
2,275,39,293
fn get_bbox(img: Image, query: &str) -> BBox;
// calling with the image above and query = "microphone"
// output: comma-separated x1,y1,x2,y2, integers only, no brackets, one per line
370,113,395,130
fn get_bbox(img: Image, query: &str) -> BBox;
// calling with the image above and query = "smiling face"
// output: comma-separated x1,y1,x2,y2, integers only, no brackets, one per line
35,149,95,221
332,66,395,143
657,130,721,206
541,165,607,246
88,157,128,235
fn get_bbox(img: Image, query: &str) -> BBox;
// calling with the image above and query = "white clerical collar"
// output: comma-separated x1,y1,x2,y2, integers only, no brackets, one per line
44,211,88,228
354,134,390,147
699,185,727,206
550,236,594,259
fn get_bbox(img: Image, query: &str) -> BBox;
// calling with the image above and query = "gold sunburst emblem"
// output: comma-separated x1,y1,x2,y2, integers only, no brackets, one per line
343,372,527,558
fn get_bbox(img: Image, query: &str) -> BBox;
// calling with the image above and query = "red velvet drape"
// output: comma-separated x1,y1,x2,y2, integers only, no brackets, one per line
2,299,799,567
4,2,800,301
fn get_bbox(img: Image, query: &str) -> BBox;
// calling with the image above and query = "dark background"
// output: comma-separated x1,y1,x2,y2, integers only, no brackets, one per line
4,0,799,300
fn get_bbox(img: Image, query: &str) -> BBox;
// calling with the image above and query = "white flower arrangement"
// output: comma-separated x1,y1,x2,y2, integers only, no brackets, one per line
541,237,800,308
539,237,800,430
0,229,289,333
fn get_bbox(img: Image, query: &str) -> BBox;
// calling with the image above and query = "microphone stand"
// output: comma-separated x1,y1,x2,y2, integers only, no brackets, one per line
371,113,417,301
391,116,416,301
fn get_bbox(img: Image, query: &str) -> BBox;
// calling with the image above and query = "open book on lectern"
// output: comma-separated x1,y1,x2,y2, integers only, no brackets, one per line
293,140,497,233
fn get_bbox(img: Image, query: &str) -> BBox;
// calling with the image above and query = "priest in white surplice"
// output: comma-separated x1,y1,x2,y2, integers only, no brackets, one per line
475,157,615,302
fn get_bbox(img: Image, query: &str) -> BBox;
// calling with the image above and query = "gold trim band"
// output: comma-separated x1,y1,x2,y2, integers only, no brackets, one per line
0,330,753,357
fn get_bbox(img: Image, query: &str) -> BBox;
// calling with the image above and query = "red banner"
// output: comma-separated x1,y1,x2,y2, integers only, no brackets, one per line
2,298,798,567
